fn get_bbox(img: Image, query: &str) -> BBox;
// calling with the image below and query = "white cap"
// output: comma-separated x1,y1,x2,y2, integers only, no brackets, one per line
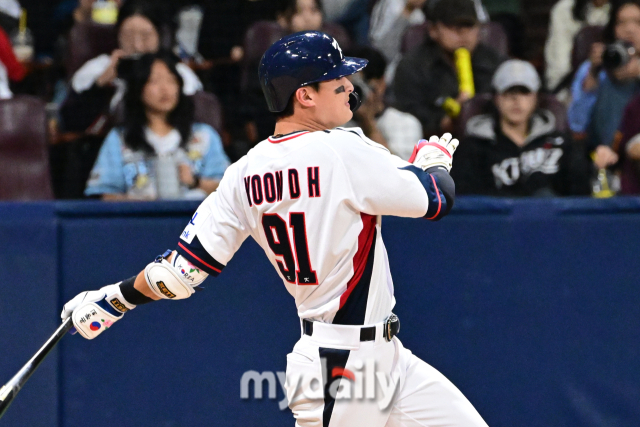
492,60,541,94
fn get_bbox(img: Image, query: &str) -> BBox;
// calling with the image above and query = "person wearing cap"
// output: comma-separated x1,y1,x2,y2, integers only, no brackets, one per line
393,0,504,138
452,60,591,196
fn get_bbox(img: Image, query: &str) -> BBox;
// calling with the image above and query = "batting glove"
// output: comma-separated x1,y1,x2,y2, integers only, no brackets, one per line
408,133,459,173
61,283,135,340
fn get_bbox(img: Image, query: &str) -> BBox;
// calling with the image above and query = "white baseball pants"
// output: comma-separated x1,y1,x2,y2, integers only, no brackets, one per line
285,321,489,427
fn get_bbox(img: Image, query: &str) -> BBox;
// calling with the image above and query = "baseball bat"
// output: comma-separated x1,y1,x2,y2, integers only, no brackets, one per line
0,317,73,419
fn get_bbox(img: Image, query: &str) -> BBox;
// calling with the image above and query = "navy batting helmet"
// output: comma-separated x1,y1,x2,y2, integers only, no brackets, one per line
259,31,368,113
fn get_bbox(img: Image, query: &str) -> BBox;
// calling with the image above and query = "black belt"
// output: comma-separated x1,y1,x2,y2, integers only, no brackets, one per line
302,314,400,342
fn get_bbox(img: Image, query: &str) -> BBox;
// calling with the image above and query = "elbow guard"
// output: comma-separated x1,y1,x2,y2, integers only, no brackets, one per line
144,250,209,300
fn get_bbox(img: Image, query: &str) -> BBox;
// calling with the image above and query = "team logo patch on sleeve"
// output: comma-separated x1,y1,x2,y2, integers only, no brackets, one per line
156,281,177,299
180,209,211,244
109,298,129,312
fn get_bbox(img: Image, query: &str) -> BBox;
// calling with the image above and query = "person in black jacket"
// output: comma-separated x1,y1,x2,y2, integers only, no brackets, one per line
393,0,503,137
452,59,592,197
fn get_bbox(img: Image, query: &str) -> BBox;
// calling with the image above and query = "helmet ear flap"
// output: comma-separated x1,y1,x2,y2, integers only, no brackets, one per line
349,91,361,112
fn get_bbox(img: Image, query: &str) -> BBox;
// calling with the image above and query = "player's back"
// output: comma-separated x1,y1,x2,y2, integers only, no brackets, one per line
179,128,432,325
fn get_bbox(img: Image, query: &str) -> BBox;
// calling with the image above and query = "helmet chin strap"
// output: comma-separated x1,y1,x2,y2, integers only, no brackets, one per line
349,91,362,112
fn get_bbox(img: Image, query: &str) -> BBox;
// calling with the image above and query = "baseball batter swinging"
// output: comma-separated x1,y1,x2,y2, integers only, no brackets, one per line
62,32,489,427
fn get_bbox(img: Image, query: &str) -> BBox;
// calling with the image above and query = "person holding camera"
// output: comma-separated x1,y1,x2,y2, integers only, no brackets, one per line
568,0,640,170
85,51,228,201
60,0,202,134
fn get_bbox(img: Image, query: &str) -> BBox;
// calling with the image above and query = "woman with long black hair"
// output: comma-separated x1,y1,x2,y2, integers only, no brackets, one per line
85,51,229,200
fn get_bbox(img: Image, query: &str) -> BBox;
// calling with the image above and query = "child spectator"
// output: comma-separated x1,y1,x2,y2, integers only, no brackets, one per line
393,0,503,138
85,51,228,200
544,0,610,91
346,46,423,159
452,60,591,196
61,0,202,134
568,0,640,169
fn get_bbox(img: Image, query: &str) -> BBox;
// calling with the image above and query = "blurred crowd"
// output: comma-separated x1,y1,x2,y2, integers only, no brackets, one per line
2,0,640,200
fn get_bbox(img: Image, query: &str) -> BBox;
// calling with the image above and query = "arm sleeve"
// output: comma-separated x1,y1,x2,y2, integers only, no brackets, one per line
175,163,250,276
568,61,599,133
199,125,230,180
85,129,127,196
328,129,452,221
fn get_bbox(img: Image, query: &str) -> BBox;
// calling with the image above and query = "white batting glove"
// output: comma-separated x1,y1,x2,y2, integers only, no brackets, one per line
61,283,134,340
408,133,459,172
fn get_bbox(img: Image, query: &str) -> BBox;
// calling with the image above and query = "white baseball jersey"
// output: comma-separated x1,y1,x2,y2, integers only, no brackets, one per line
176,128,448,325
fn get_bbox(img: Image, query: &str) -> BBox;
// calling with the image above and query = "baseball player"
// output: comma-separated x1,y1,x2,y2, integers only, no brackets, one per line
62,32,489,427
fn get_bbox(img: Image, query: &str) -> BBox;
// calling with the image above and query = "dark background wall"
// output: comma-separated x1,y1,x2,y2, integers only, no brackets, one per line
1,198,639,427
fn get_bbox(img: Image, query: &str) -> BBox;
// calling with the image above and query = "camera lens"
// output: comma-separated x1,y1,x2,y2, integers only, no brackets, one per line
602,41,635,70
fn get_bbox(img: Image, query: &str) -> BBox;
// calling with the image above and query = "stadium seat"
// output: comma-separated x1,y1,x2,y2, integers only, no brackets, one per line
401,22,429,54
571,25,604,70
0,96,53,200
479,22,509,58
401,21,508,57
456,92,568,137
64,21,118,78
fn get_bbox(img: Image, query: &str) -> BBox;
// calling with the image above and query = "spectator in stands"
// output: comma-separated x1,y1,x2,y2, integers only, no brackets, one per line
321,0,370,44
278,0,323,32
346,46,422,159
61,0,202,134
277,0,351,48
612,93,640,193
0,24,25,98
393,0,503,138
53,0,124,40
568,0,640,170
452,60,591,196
369,0,426,81
0,0,20,35
86,51,229,200
545,0,610,91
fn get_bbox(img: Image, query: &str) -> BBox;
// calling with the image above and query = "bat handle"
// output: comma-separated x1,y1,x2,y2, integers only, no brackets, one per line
0,318,74,418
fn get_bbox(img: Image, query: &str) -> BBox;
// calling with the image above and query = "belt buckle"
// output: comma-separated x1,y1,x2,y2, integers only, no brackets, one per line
383,313,400,342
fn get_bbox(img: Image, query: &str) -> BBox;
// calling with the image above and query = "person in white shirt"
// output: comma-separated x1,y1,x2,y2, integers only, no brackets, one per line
62,31,488,427
346,45,423,159
61,0,202,133
544,0,610,90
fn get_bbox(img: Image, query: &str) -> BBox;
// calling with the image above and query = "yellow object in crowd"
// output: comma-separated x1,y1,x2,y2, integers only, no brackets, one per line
454,48,475,98
92,0,119,25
